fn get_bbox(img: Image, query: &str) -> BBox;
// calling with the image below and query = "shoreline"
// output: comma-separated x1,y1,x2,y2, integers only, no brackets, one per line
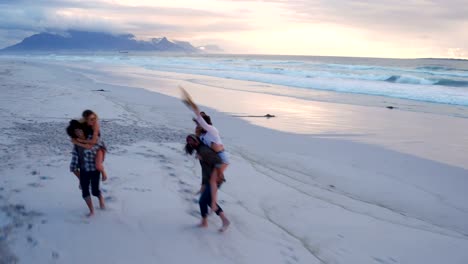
1,58,467,263
44,59,468,170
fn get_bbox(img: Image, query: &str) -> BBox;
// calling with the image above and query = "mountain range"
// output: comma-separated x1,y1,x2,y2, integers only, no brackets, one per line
0,30,222,53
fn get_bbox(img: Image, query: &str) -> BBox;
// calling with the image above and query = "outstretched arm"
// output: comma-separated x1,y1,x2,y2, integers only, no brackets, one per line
180,86,201,115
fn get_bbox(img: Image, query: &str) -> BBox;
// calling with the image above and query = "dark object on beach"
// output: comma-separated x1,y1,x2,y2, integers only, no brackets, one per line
93,89,107,92
232,114,276,118
386,106,395,109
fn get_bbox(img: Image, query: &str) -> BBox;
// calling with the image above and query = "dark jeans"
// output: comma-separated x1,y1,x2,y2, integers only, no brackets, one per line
199,185,223,218
80,170,101,199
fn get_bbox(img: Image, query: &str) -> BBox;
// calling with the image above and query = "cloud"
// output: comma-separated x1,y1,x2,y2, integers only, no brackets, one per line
0,0,466,57
262,0,468,33
0,0,252,47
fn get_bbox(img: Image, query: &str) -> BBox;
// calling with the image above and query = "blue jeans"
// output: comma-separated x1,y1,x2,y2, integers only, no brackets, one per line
199,185,223,218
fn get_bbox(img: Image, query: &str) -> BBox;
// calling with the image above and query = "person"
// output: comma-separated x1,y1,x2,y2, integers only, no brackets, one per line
67,120,106,217
73,110,108,182
66,120,89,190
181,88,229,216
185,134,230,232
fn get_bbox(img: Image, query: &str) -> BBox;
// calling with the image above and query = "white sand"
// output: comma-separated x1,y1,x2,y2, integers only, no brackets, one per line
0,58,467,264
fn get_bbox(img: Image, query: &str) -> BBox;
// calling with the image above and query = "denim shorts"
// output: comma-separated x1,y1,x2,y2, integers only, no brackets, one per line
217,151,230,165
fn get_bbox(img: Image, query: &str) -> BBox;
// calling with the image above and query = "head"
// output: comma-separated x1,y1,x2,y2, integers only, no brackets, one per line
82,109,98,127
66,120,85,139
184,134,200,155
202,114,212,125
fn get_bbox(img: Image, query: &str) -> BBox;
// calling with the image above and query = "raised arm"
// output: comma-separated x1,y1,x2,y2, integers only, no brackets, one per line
180,86,201,115
195,114,217,135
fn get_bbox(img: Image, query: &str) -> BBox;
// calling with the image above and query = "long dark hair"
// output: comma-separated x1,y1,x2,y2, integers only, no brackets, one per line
201,113,212,125
184,134,200,155
184,143,195,155
66,119,82,138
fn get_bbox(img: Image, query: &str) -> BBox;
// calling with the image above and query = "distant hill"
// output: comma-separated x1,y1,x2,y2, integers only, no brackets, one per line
0,30,205,53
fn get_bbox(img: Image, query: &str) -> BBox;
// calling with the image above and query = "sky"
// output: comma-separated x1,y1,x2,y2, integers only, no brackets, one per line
0,0,467,58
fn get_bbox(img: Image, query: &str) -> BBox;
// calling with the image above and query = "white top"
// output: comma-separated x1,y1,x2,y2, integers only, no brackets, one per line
196,114,223,146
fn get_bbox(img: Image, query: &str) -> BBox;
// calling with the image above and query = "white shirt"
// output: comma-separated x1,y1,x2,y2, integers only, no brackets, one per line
196,114,223,146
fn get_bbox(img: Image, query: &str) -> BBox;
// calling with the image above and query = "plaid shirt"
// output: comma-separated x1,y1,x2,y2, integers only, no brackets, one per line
69,144,100,172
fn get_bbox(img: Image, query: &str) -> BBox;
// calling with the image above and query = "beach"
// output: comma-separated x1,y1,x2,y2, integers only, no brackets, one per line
1,57,468,264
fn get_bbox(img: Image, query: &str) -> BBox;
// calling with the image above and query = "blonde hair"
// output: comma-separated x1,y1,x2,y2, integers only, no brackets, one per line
81,110,98,123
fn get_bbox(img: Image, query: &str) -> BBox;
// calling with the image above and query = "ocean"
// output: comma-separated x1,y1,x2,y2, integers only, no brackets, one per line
7,53,467,106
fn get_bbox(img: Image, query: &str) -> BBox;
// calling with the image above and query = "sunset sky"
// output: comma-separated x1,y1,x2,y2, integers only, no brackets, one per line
0,0,467,58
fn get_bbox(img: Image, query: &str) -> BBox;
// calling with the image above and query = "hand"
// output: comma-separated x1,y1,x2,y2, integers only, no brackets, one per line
102,174,107,182
82,144,92,149
196,154,202,160
211,203,218,212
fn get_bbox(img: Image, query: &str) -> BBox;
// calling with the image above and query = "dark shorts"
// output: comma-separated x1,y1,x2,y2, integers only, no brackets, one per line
80,170,101,199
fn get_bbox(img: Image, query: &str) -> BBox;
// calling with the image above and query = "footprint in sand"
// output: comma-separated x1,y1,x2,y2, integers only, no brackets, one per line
187,209,199,218
52,251,60,260
28,182,43,188
27,236,38,247
105,196,116,202
280,247,300,264
180,188,193,194
39,176,54,180
123,187,152,193
178,180,187,185
108,177,120,182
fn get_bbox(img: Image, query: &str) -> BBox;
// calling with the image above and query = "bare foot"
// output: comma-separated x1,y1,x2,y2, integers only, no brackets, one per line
198,219,208,228
219,219,230,233
86,211,95,217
